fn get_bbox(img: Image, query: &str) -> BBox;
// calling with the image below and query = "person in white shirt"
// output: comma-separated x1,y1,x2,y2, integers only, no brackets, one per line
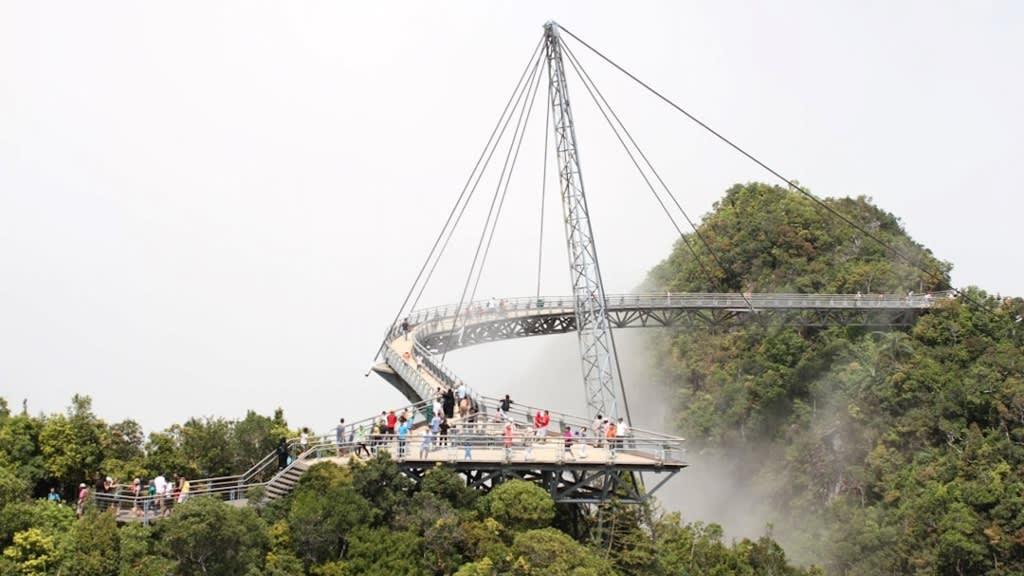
153,474,167,495
616,418,629,449
592,414,604,447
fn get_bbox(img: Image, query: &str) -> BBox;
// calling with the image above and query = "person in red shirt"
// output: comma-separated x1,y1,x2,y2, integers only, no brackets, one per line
385,410,397,435
537,410,551,438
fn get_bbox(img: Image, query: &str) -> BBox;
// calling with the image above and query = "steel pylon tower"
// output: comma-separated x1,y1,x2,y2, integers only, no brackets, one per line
544,22,619,420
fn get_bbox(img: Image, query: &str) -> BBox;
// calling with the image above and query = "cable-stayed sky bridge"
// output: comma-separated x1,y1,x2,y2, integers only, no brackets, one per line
93,22,956,522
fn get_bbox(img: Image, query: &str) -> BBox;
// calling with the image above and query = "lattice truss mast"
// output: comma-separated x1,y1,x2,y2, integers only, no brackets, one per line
544,23,621,420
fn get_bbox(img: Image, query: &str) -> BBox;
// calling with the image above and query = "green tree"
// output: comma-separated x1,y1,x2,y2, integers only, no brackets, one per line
0,463,29,509
64,510,120,576
142,429,189,479
341,527,426,576
38,396,106,492
0,499,74,551
233,410,281,470
287,463,373,566
509,528,615,575
348,452,412,519
2,528,62,576
117,523,177,576
420,464,478,508
179,417,236,478
160,496,268,576
0,410,45,492
485,481,555,532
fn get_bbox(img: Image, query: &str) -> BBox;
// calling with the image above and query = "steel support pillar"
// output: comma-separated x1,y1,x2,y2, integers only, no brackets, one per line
544,22,619,420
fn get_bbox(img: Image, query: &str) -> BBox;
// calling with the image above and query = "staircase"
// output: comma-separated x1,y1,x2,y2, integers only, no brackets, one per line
264,458,311,499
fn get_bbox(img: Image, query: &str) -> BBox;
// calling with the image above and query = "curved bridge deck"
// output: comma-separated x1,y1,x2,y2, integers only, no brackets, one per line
379,291,948,404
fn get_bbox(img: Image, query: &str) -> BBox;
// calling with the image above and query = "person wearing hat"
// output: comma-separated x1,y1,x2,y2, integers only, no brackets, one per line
76,483,89,517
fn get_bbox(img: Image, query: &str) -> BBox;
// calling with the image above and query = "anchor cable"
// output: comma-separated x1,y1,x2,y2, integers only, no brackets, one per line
555,24,967,303
559,39,726,299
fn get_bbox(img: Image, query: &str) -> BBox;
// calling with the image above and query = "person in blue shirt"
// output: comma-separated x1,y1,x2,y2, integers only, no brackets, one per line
47,487,61,504
397,418,411,459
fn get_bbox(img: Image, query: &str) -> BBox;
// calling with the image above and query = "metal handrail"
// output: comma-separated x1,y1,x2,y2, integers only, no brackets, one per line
381,345,435,403
478,395,682,441
396,291,953,330
90,429,686,521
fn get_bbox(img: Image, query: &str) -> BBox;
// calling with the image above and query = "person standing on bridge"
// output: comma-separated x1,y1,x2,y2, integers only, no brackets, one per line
386,410,397,435
503,422,514,461
430,412,442,446
443,388,456,419
420,428,433,460
153,474,168,515
499,394,513,421
460,425,473,461
177,476,190,503
616,417,629,449
370,419,382,453
276,438,289,470
606,420,618,453
536,410,551,438
432,395,443,421
401,318,410,340
335,418,346,456
397,417,411,460
75,483,88,518
439,416,451,448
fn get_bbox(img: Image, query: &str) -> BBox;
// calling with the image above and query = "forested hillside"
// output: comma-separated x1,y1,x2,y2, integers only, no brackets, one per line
647,182,1024,574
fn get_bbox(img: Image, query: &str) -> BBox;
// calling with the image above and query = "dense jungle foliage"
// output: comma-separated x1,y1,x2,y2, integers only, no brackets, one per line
647,182,1024,575
0,395,815,575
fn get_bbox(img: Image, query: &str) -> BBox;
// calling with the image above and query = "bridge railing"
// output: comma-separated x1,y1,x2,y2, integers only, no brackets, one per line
91,473,255,521
381,344,436,404
399,291,954,331
92,426,686,522
285,431,686,467
476,395,683,441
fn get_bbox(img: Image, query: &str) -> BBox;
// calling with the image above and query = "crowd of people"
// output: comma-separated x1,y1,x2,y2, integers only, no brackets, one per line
62,390,637,521
315,390,635,464
51,472,193,519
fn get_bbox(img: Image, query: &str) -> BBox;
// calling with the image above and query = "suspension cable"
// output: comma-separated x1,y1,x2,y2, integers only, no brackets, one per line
537,72,551,299
442,52,546,361
374,36,546,363
469,55,547,305
556,24,961,300
560,39,756,314
407,39,546,315
559,41,724,295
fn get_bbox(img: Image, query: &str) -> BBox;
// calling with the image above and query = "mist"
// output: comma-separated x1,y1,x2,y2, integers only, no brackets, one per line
443,325,791,545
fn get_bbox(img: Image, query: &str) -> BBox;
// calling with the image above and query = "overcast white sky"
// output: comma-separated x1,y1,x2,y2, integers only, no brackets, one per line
2,1,1022,439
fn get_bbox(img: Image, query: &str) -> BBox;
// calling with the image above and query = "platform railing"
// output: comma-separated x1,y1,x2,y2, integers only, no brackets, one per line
477,395,683,441
91,425,686,521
